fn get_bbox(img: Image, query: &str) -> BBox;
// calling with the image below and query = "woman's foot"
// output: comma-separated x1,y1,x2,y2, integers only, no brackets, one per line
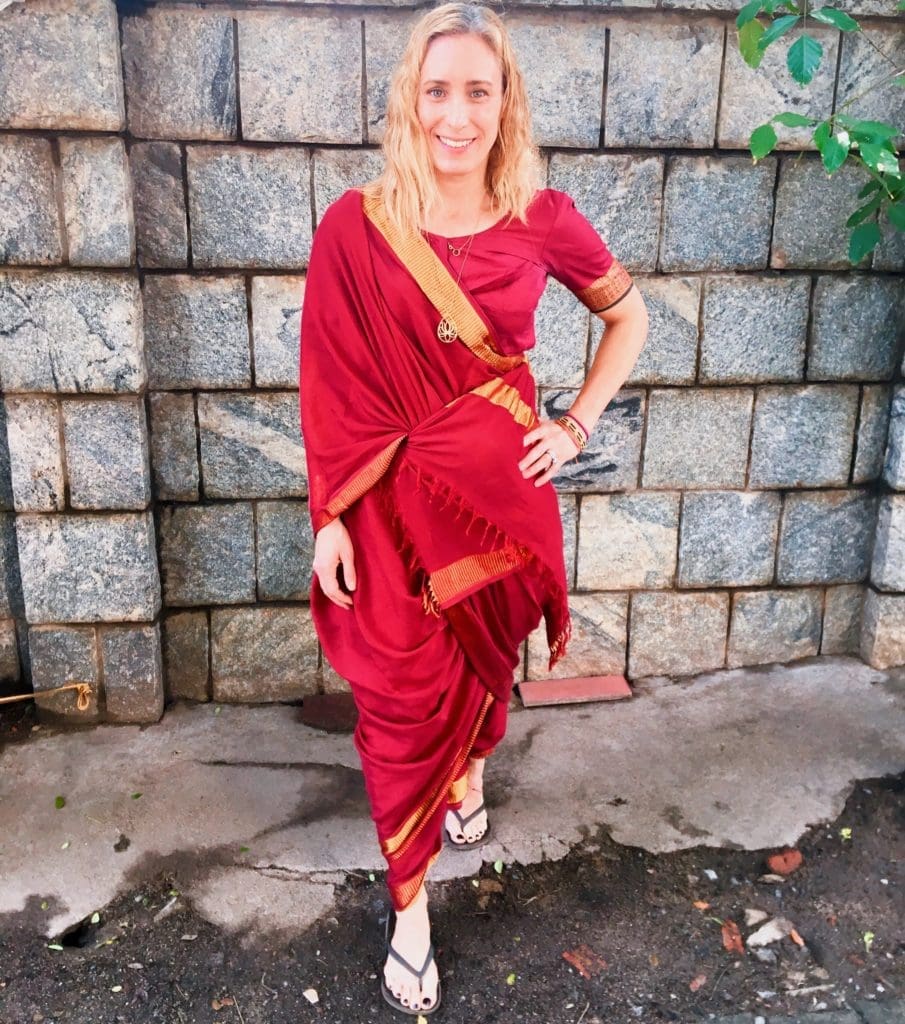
383,884,439,1012
445,756,488,845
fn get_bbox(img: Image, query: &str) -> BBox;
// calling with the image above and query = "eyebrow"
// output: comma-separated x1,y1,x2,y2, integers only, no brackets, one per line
423,79,494,86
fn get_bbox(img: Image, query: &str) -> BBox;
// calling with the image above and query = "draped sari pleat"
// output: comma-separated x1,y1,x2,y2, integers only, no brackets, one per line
299,187,573,909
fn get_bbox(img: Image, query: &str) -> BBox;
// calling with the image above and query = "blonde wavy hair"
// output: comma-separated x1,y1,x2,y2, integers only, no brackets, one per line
360,2,544,239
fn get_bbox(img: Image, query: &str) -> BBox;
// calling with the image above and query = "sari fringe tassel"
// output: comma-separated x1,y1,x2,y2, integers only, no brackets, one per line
379,458,573,672
421,576,442,617
548,615,573,672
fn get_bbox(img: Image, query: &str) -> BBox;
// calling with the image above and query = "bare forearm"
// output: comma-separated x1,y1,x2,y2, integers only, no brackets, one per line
568,313,648,433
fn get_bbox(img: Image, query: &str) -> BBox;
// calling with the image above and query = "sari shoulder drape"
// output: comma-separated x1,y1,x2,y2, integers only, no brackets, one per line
299,187,572,671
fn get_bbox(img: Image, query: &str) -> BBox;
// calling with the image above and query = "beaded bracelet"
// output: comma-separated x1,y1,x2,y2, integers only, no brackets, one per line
556,414,588,453
563,411,590,439
560,411,590,445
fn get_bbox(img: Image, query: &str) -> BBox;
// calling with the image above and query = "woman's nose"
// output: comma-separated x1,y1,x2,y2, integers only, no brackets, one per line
445,99,468,129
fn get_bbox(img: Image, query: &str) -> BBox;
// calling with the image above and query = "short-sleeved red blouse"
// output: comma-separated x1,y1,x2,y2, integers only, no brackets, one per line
420,187,633,357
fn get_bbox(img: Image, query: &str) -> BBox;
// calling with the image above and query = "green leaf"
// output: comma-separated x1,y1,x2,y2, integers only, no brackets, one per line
739,18,766,67
239,845,250,852
90,911,101,925
849,222,881,262
758,13,800,49
845,193,883,227
787,34,823,85
493,859,504,874
809,7,861,30
131,792,141,800
863,930,875,953
772,112,817,127
61,840,70,850
887,201,905,230
857,179,883,199
55,796,65,809
860,142,902,177
750,122,778,160
836,115,900,142
40,900,49,910
506,972,516,985
813,121,850,173
736,0,764,28
47,943,64,951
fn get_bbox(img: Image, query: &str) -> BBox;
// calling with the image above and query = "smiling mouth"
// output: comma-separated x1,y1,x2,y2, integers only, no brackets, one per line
437,135,476,150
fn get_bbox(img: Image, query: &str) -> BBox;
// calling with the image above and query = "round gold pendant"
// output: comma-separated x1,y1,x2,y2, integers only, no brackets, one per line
437,317,458,343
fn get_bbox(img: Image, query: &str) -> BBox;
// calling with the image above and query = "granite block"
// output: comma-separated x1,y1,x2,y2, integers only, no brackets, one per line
577,492,680,589
749,385,858,488
777,490,878,585
660,156,776,272
158,502,255,606
0,271,144,394
642,388,753,489
17,513,161,623
122,7,236,140
0,137,62,265
678,490,781,587
59,137,133,267
197,392,307,499
143,275,250,390
62,398,151,510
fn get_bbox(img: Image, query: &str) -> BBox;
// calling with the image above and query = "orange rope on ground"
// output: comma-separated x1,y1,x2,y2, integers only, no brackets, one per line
0,682,93,711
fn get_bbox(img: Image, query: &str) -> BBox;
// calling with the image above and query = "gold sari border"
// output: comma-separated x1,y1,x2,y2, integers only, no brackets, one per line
318,435,406,531
446,772,468,807
394,848,442,911
381,689,494,862
455,377,538,430
361,191,526,375
576,259,634,313
427,546,527,607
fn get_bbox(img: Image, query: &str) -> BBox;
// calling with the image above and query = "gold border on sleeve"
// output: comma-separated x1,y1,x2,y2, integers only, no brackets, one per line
576,259,634,312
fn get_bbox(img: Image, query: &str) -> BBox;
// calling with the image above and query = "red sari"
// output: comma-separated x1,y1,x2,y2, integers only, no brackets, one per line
299,186,632,910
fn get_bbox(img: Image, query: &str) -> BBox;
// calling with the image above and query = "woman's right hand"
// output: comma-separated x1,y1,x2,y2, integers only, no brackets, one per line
313,517,357,610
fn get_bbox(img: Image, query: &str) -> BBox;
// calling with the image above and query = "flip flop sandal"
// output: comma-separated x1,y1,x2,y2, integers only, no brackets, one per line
443,799,493,850
380,907,442,1016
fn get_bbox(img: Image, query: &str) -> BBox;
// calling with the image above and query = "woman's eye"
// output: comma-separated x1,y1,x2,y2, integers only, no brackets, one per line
427,88,443,98
472,89,488,98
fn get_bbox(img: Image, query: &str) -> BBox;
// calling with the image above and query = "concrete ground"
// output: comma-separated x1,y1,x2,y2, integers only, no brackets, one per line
2,652,903,957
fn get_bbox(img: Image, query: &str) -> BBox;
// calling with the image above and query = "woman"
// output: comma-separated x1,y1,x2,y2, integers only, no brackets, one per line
299,2,648,1014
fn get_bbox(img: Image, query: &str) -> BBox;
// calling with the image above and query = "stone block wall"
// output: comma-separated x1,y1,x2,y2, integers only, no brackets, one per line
0,0,902,724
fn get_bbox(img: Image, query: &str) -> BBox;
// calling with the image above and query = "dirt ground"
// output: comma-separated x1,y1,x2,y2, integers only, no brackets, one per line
1,699,902,1024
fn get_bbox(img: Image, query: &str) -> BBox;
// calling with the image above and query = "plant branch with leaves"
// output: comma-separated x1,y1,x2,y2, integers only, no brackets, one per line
737,0,904,262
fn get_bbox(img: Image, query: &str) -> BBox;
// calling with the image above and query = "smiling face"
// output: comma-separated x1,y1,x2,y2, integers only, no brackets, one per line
416,32,505,186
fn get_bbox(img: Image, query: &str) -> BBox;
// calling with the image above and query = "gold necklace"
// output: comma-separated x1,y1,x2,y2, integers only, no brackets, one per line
429,205,484,345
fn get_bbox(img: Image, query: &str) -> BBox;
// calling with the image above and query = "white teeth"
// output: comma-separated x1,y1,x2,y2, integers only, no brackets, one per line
439,136,473,148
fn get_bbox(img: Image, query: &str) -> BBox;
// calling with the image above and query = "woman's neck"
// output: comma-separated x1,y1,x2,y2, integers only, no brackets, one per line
423,177,494,235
